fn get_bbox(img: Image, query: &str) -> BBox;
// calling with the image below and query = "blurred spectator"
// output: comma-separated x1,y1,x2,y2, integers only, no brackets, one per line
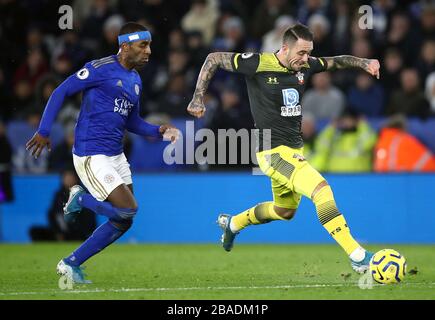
308,14,333,57
0,121,14,203
212,16,248,52
333,37,374,91
11,112,50,174
51,30,91,71
425,72,435,115
11,79,33,119
156,73,190,117
0,68,12,121
385,11,420,64
168,29,188,52
48,126,75,172
51,53,74,81
351,37,373,59
382,47,404,96
208,84,252,169
252,0,294,38
301,112,317,161
415,39,435,81
297,0,328,25
331,0,352,53
181,0,219,45
350,12,371,40
371,0,395,44
98,14,125,57
348,71,385,117
0,0,29,74
29,170,97,241
374,114,435,172
13,47,48,91
34,74,60,115
151,50,194,105
186,31,209,72
79,0,114,52
310,109,377,173
261,15,295,53
419,4,435,41
210,85,251,131
387,68,430,118
302,72,345,121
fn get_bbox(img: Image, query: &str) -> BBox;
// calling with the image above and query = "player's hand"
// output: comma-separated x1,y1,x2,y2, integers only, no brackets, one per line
25,132,51,159
159,124,180,144
365,59,380,79
187,97,206,118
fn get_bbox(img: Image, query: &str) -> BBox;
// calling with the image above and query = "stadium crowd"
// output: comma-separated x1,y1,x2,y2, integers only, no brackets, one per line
0,0,434,176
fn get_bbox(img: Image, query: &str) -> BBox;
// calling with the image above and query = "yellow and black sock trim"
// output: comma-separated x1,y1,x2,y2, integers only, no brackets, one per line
317,200,341,225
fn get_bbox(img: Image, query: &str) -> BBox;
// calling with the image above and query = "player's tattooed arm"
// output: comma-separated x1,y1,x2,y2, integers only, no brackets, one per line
187,52,235,118
324,55,380,79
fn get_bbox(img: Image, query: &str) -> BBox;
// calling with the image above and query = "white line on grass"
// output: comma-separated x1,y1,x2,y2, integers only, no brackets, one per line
1,282,434,297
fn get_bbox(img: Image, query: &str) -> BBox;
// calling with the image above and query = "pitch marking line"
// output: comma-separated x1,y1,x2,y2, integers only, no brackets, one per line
1,282,434,296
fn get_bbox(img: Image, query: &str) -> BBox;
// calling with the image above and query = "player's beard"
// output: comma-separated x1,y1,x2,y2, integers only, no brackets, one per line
288,57,303,71
132,56,149,69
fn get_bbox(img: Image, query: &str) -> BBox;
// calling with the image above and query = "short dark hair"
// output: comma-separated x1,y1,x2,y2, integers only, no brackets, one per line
283,23,314,44
119,22,147,36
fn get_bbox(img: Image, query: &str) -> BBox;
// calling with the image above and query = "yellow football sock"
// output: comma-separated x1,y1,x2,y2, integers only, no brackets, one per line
231,201,286,232
313,185,360,255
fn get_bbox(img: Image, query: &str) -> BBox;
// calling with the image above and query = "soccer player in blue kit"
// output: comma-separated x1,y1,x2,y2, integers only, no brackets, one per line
26,22,179,284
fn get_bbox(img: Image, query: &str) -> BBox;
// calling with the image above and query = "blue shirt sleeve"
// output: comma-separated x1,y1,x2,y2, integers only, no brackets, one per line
37,63,101,137
126,101,161,138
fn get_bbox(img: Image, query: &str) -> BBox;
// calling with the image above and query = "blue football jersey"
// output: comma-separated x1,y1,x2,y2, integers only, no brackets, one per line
73,55,142,156
38,54,161,157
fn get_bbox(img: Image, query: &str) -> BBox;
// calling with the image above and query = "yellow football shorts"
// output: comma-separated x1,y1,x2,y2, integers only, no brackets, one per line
256,145,326,209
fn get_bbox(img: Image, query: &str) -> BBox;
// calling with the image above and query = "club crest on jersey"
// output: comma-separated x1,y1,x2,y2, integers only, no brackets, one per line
296,71,304,84
114,98,133,116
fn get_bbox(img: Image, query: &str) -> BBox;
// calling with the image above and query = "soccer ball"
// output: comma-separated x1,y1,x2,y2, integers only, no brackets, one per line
369,249,406,284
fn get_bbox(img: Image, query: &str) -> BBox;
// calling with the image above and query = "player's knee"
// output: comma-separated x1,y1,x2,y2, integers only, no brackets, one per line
311,180,329,200
274,206,297,220
115,206,138,221
110,218,133,232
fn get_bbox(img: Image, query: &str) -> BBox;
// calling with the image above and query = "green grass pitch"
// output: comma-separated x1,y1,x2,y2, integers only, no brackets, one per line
0,244,434,300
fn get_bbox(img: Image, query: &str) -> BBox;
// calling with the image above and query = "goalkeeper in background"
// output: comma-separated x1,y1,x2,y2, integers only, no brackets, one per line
187,23,380,273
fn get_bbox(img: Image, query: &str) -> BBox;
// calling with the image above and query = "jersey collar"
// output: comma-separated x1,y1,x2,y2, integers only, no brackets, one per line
273,52,294,73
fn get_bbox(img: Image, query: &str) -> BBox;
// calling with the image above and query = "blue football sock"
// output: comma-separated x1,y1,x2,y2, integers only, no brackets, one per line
64,221,125,266
78,193,119,220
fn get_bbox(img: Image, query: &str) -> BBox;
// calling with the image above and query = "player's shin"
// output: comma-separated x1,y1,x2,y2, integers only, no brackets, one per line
230,201,288,232
64,219,132,266
312,185,362,257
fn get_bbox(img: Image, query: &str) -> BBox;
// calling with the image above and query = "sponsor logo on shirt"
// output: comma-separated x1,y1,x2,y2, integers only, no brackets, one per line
266,77,279,84
114,98,133,116
281,88,301,117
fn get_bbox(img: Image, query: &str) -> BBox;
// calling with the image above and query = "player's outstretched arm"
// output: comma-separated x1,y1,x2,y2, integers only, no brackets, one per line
323,56,380,79
187,52,235,118
26,64,98,158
